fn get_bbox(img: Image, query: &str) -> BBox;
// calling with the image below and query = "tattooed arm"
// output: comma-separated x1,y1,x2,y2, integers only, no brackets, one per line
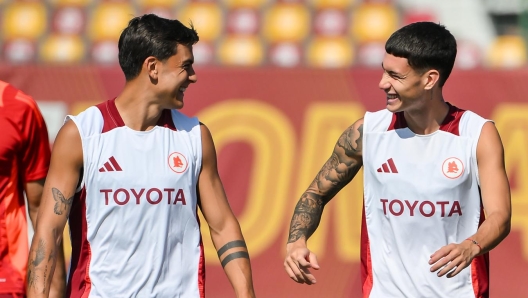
197,124,255,298
27,120,83,298
26,179,67,297
284,118,364,285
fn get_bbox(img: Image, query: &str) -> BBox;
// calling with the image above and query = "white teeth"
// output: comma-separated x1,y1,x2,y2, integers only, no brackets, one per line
179,87,186,92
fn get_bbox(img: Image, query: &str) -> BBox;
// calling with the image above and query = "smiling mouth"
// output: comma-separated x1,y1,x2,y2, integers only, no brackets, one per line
179,87,187,92
387,94,398,100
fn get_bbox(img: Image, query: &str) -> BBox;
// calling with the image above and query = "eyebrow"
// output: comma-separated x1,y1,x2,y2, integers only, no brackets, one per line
381,62,405,77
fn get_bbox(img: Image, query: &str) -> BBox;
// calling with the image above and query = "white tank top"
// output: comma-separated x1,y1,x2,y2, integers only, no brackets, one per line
65,99,205,298
361,104,490,298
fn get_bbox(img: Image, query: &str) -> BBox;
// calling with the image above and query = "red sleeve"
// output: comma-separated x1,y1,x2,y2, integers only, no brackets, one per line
17,91,51,182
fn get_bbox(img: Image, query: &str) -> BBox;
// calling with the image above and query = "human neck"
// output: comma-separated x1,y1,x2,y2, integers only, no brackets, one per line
114,82,164,131
403,99,450,135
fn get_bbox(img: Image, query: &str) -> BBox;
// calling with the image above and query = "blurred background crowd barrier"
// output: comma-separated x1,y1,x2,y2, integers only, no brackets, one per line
1,0,528,68
1,0,528,297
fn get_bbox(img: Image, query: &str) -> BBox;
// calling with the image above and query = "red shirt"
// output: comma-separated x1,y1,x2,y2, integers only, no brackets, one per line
0,81,50,294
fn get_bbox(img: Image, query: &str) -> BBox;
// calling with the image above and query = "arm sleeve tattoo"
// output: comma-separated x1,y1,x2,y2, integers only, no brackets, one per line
287,123,363,243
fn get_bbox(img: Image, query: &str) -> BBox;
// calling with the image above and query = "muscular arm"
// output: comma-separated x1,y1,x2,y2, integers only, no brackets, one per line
430,121,511,277
287,118,364,244
26,179,67,297
197,123,255,298
284,118,364,285
469,122,511,251
27,120,83,297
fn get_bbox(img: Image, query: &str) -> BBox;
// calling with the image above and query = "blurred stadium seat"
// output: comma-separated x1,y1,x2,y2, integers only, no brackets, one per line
314,9,348,37
307,37,354,68
487,35,527,68
263,4,310,43
269,42,302,67
350,3,399,43
88,2,135,42
2,2,48,40
218,36,264,66
49,0,94,6
222,0,268,9
91,41,119,64
311,0,354,10
136,0,179,7
455,40,482,69
3,39,37,63
402,9,437,26
357,42,386,67
193,42,215,65
137,0,178,17
40,35,85,63
0,0,525,68
177,3,223,42
140,7,173,19
51,6,86,35
227,9,260,35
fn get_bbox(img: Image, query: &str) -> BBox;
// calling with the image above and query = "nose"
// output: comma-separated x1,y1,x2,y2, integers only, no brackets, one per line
188,67,197,84
379,74,390,91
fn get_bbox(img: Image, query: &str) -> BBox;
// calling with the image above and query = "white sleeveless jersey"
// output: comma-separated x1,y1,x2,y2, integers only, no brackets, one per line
65,99,205,298
361,104,490,298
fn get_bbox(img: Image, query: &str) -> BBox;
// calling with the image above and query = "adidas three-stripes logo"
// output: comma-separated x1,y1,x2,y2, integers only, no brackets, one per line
377,158,398,173
99,156,122,172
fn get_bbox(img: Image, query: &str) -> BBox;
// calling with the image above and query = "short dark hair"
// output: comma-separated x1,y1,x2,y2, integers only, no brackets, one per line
118,14,199,81
385,22,457,87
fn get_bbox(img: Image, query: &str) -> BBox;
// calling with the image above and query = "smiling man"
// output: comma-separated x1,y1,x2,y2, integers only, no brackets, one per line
284,22,511,298
27,14,255,298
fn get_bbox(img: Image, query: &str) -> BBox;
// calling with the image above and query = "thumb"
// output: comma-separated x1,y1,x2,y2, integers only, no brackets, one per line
308,252,320,270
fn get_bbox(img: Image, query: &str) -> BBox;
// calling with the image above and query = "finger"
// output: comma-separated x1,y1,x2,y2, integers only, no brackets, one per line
296,255,313,268
429,256,452,272
437,257,461,277
286,258,309,284
298,266,316,285
446,262,468,278
295,256,317,285
429,246,451,264
284,263,302,283
430,247,461,272
308,253,320,270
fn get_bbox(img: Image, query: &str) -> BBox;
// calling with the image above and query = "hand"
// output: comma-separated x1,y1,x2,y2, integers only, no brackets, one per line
284,242,320,285
429,240,480,278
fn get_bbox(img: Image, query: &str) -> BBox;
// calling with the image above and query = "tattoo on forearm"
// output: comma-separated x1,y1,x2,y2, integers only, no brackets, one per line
34,239,46,266
52,187,74,216
217,240,247,258
221,251,250,268
42,265,48,294
288,193,324,243
27,238,46,290
288,123,363,244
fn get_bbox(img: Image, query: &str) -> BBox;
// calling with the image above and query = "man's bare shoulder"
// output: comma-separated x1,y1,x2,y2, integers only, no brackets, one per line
476,121,504,158
56,120,81,142
51,120,83,168
336,118,364,159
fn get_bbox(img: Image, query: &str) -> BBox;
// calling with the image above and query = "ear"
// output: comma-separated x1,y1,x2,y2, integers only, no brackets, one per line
145,57,158,80
424,69,440,90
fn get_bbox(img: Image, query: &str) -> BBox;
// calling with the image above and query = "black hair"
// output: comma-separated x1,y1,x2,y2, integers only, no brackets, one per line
385,22,456,87
118,14,199,81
